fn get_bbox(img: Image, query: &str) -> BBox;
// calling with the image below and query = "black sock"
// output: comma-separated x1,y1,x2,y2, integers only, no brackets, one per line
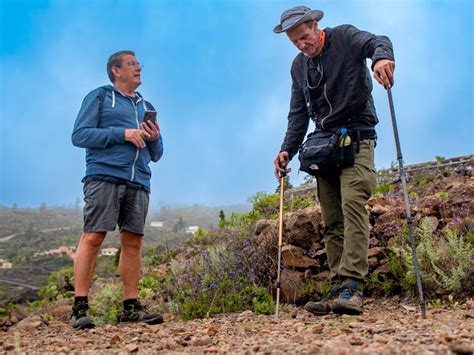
123,298,138,310
74,296,88,305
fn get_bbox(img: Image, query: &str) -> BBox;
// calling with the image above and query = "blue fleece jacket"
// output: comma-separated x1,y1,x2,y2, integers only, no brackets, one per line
72,85,163,190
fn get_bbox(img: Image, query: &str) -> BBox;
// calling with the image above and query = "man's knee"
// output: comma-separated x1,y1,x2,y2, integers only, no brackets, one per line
81,232,106,249
120,231,142,251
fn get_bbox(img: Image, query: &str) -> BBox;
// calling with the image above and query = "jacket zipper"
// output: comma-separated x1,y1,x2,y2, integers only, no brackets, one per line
129,96,143,181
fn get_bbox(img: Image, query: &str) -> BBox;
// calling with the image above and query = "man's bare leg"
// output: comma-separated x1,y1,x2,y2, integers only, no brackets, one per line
74,232,106,296
119,230,142,300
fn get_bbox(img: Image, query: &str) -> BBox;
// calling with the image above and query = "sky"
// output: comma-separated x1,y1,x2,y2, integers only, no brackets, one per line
0,0,473,209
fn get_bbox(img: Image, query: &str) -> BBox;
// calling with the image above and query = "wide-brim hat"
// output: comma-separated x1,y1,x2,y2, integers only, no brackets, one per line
273,6,324,33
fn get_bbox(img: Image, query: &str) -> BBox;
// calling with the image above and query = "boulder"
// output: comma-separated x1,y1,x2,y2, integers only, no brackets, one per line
255,219,277,236
284,207,323,249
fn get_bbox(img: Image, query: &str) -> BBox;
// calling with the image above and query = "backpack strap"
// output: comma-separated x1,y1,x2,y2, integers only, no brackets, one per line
97,86,107,115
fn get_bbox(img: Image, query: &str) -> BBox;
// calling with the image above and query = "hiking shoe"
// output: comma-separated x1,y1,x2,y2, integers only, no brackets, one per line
331,283,363,315
70,301,95,330
117,301,164,325
304,285,341,316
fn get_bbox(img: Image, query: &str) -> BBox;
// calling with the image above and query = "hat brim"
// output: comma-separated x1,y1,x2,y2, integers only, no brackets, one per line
273,10,324,34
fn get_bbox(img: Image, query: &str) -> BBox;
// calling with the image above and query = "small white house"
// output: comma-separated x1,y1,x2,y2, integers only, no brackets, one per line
0,258,12,269
150,221,164,228
101,247,119,256
185,226,200,234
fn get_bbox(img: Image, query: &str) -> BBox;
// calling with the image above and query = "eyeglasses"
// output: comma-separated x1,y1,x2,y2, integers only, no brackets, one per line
125,61,144,68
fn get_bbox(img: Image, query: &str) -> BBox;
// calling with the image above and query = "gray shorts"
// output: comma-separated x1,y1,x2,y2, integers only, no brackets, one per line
83,180,149,236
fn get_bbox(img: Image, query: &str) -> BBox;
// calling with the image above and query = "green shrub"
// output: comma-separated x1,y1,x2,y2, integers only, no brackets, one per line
390,218,474,297
89,282,122,325
418,174,436,188
374,183,393,195
95,255,117,277
249,192,280,219
150,250,173,265
436,191,449,201
38,266,74,301
250,286,274,315
288,196,316,211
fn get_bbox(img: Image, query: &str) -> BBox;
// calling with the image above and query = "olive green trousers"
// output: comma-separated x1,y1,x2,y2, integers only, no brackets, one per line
316,140,376,291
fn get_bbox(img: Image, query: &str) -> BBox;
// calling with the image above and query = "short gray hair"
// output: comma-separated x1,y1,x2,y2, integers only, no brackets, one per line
107,50,135,83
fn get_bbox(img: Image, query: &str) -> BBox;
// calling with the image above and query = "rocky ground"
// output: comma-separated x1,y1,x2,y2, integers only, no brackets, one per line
1,297,473,354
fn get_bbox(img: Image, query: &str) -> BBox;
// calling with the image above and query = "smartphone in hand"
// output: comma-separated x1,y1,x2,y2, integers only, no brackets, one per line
143,111,157,125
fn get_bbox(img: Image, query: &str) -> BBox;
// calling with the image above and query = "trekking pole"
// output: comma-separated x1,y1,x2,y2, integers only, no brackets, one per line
275,169,286,319
387,87,427,319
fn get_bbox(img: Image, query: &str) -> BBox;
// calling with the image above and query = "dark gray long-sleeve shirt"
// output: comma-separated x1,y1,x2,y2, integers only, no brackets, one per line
281,25,394,159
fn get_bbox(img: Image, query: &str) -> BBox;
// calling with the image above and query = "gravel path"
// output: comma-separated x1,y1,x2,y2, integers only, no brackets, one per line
2,298,473,354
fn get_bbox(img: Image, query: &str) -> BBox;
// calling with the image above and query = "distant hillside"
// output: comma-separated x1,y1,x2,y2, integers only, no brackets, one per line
0,202,252,304
0,206,82,238
148,203,251,230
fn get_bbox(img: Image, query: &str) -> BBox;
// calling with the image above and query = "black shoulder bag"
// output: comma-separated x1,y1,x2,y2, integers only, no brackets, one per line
298,128,354,176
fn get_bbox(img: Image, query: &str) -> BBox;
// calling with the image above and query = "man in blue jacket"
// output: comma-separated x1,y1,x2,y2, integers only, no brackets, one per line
71,50,164,330
273,7,395,315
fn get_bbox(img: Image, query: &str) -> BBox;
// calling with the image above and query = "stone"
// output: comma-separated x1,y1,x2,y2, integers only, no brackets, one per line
373,263,391,275
449,343,474,354
282,245,320,268
15,316,43,330
43,299,73,321
3,344,15,351
369,237,380,247
110,334,121,345
279,269,306,303
125,343,139,352
203,347,223,353
372,204,389,215
368,247,382,258
191,335,212,346
368,196,389,207
368,257,378,267
314,270,331,281
237,310,253,321
204,326,218,336
255,219,277,236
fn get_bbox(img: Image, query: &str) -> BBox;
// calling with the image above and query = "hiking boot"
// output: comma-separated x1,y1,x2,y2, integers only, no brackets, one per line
117,300,164,325
70,301,95,330
304,285,341,316
331,283,363,315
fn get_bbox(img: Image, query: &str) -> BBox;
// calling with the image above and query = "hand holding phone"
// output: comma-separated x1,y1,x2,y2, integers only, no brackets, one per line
143,110,157,125
140,111,160,142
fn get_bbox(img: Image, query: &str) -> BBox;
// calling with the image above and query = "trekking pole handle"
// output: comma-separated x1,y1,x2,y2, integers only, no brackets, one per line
279,163,287,178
